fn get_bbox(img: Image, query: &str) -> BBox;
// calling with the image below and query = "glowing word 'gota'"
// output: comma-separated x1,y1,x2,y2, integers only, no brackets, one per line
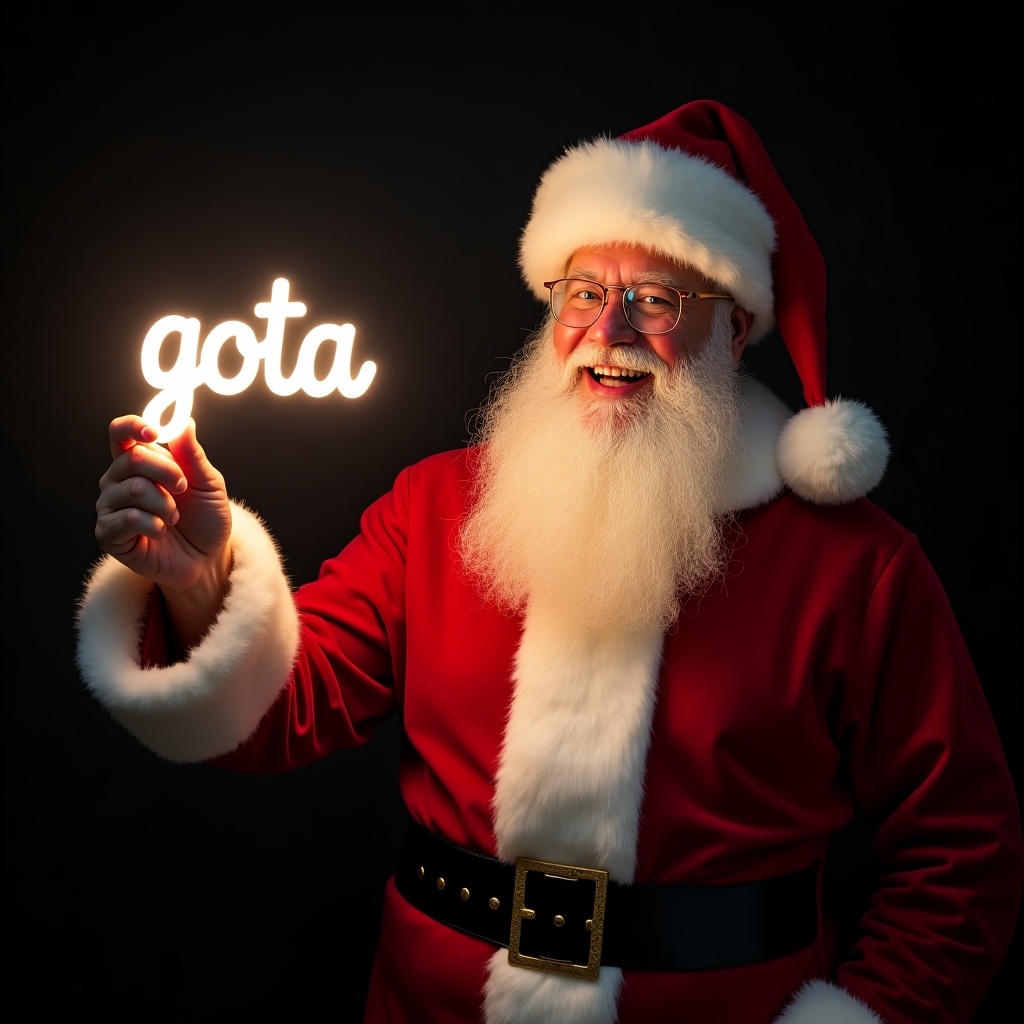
141,277,377,442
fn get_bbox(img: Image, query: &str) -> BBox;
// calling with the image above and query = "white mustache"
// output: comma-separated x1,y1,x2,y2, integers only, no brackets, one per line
563,342,667,377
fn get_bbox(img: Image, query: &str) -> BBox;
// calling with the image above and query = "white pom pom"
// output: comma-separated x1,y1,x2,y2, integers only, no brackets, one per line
777,399,889,505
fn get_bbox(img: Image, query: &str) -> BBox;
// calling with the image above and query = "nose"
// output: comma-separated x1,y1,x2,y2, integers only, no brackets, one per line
586,287,636,344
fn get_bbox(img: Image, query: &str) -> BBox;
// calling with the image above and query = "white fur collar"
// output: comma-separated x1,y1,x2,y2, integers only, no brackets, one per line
723,375,791,512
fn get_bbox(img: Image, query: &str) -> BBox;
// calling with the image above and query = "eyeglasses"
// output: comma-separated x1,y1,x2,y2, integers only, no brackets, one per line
544,278,734,335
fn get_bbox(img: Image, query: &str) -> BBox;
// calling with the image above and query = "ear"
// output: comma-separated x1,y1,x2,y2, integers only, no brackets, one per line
730,306,754,363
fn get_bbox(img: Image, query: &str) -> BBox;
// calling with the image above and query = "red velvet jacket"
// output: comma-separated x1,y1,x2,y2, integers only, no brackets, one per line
78,439,1022,1024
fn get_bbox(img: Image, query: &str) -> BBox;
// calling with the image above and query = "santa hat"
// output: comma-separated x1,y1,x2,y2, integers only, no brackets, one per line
518,99,889,505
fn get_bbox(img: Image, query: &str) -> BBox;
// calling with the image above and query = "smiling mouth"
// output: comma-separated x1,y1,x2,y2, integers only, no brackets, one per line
588,365,652,387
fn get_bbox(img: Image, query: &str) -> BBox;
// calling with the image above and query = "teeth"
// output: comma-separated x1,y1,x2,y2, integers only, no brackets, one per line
592,365,647,379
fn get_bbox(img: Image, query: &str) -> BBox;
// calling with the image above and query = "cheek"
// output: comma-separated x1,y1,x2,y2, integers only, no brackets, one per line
650,334,686,369
552,322,585,362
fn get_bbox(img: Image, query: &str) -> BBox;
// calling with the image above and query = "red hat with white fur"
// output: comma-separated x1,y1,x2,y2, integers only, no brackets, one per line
518,99,889,505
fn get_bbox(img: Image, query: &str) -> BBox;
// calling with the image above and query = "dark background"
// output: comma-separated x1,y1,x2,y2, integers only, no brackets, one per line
4,4,1020,1021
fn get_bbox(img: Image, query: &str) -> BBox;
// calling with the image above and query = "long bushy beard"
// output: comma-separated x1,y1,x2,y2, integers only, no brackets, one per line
458,305,744,633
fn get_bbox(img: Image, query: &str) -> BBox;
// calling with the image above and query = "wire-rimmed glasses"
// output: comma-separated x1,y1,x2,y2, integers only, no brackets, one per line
544,278,734,335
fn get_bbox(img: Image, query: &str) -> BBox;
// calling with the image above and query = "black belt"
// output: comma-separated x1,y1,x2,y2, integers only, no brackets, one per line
395,817,818,979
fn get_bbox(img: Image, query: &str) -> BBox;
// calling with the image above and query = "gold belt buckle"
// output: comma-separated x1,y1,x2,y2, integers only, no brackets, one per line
508,856,609,981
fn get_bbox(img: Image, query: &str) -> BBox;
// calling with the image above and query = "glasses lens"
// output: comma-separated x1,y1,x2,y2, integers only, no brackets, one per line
549,279,606,328
623,285,681,333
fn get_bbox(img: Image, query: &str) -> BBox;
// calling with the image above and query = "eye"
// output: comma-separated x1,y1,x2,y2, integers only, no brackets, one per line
627,286,680,315
563,282,603,305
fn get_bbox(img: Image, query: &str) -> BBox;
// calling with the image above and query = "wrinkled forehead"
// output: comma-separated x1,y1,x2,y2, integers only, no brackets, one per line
564,243,718,289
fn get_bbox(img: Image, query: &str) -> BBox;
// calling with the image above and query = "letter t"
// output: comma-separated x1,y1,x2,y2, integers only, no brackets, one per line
255,277,307,395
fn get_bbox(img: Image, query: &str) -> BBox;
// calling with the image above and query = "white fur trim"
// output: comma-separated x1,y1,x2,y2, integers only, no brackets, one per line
484,609,663,1022
777,399,889,505
492,611,663,878
484,948,621,1024
773,979,885,1023
725,377,790,511
75,501,299,762
519,137,777,343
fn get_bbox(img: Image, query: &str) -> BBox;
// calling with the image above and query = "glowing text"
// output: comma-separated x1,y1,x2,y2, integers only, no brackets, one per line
141,277,377,441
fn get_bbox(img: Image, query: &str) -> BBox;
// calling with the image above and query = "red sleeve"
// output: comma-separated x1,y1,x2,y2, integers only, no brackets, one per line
834,534,1022,1022
139,586,188,668
211,467,413,773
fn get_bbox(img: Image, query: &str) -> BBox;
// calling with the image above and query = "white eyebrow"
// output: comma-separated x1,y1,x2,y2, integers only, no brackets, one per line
563,268,685,287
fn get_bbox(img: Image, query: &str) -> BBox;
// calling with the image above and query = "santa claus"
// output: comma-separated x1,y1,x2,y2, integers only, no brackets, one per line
76,100,1022,1024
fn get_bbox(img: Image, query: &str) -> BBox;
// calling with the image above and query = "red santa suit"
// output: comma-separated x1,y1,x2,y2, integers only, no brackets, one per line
74,100,1022,1023
75,376,1022,1024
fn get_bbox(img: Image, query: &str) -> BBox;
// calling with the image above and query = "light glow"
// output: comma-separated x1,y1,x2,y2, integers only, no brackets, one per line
141,277,377,441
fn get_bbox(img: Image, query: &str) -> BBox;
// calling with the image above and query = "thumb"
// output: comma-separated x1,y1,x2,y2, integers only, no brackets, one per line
165,418,222,488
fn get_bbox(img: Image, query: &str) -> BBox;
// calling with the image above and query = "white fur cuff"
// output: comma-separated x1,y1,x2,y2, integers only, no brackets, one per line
75,501,299,762
773,979,885,1023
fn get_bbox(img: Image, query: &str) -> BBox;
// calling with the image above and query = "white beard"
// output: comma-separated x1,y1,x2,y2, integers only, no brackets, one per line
459,304,744,633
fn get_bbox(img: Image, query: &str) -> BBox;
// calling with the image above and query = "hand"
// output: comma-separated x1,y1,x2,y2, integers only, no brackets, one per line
96,415,233,644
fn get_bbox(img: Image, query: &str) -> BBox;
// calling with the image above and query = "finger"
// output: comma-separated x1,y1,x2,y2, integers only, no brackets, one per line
108,414,160,460
96,472,181,526
95,504,175,558
100,436,187,494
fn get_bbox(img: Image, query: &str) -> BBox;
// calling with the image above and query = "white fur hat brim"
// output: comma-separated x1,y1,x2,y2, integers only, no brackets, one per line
518,136,777,344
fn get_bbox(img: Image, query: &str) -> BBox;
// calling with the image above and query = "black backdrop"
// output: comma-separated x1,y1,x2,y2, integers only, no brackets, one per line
4,5,1020,1021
